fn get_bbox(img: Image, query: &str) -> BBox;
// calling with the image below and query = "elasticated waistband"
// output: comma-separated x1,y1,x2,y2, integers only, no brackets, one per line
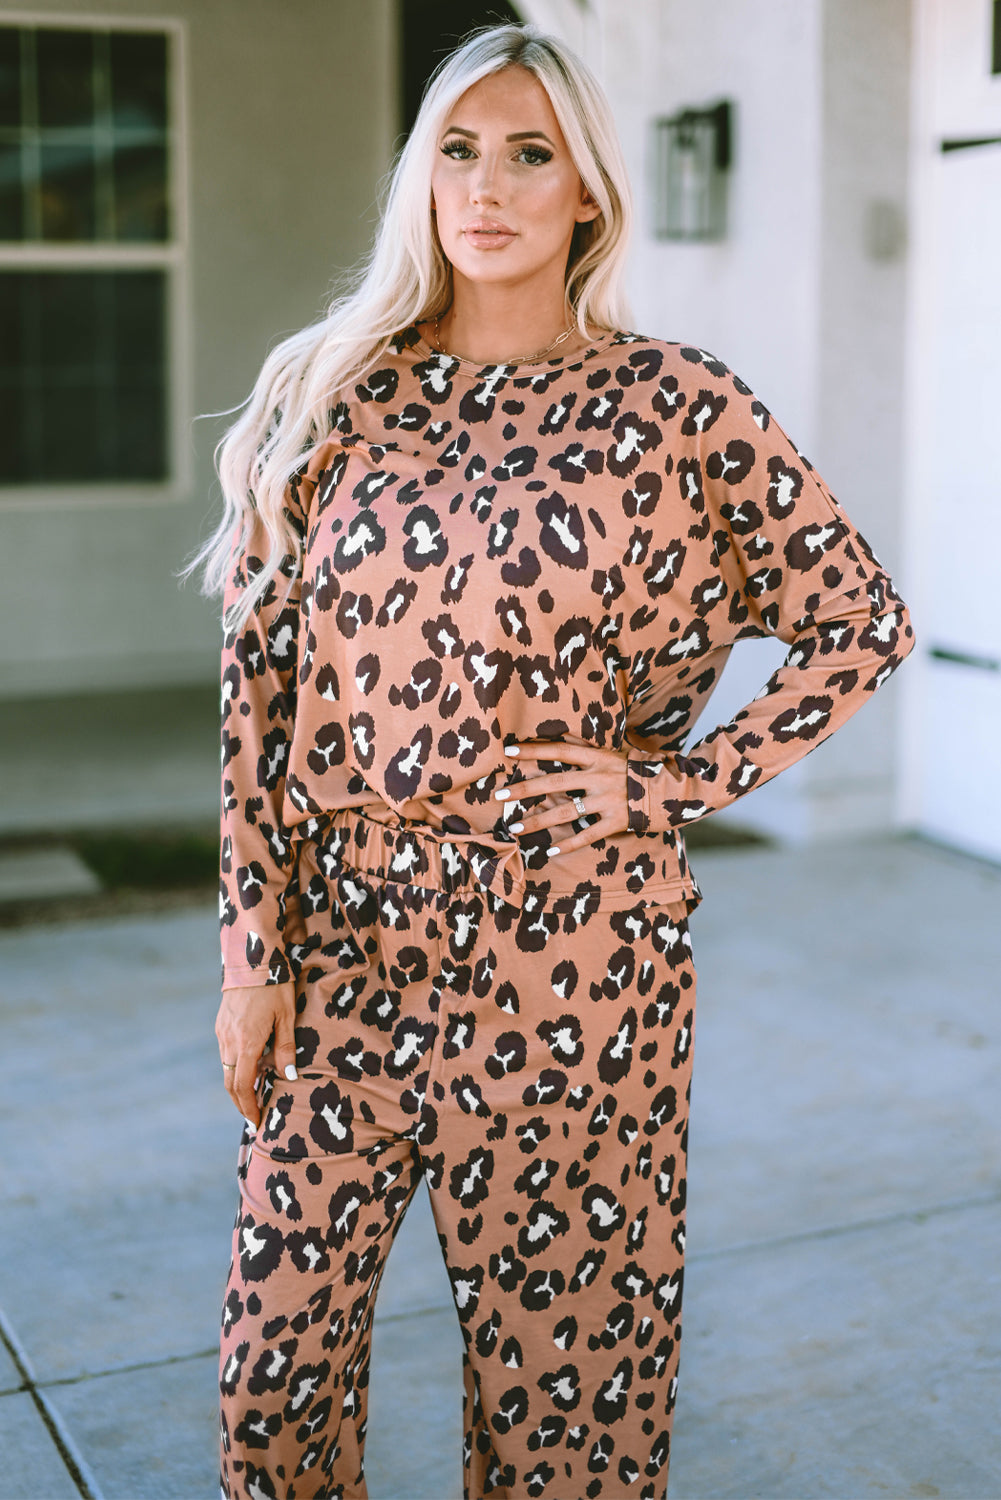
314,808,531,906
302,807,700,918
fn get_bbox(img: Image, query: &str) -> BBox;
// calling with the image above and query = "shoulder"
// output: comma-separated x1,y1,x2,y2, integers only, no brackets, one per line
611,332,755,394
603,333,775,436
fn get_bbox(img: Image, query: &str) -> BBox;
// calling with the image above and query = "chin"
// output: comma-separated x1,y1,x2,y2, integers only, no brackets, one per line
452,258,532,285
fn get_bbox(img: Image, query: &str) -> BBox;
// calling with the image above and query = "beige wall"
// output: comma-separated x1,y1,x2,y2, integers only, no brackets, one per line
0,0,397,697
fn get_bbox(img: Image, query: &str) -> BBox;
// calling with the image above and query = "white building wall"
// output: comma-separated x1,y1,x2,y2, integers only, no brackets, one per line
523,0,913,842
0,0,397,698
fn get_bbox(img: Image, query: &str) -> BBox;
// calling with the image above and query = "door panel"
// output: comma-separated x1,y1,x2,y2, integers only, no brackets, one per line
925,145,1001,660
911,0,1001,861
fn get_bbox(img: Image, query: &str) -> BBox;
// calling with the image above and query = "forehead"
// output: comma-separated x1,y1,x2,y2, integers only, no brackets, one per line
444,66,563,138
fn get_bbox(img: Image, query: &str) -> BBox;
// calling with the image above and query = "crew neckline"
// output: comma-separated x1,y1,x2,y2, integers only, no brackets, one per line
407,325,622,375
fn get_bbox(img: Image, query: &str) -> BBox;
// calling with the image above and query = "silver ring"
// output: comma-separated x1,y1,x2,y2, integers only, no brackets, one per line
572,797,586,816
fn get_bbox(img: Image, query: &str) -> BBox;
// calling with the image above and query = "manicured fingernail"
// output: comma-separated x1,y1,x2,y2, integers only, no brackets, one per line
509,822,524,834
495,788,511,800
547,846,561,858
284,1064,298,1081
504,744,520,756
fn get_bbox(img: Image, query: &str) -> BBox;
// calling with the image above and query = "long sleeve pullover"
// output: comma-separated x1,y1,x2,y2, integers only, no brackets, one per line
219,329,914,987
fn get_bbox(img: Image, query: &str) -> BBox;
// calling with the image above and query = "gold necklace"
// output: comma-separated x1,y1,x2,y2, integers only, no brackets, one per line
431,314,575,366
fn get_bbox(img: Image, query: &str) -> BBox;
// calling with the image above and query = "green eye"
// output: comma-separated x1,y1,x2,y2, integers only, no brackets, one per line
518,145,553,166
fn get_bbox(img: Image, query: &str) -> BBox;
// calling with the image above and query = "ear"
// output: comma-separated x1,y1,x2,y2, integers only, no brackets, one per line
576,185,601,224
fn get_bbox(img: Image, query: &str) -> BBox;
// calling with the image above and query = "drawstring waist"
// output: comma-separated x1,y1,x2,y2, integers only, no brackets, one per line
297,805,700,917
309,807,534,907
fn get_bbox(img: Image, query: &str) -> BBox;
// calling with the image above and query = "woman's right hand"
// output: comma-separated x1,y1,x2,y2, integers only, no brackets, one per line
215,981,297,1129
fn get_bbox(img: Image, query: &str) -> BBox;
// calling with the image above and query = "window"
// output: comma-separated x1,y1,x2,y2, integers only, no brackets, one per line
0,20,182,492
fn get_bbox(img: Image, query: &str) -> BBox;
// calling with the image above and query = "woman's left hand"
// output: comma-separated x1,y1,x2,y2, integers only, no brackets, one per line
495,741,631,856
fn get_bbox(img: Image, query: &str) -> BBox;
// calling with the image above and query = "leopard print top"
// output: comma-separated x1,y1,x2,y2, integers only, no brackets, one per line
219,327,914,986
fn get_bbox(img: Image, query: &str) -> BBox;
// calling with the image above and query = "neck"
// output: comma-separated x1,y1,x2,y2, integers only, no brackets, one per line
436,277,576,365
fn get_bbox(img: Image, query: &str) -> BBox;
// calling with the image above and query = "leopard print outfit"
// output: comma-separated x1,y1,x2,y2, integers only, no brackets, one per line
217,327,914,1499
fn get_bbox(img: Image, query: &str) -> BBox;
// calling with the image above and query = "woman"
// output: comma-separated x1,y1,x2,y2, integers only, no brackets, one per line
197,23,913,1500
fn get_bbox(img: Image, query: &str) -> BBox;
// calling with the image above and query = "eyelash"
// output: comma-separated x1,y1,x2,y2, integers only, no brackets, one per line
440,140,553,166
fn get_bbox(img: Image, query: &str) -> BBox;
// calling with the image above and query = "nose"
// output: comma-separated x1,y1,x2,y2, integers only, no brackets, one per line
470,155,503,207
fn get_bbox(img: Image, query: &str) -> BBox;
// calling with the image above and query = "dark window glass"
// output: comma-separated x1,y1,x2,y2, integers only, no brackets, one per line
36,28,94,128
0,25,170,244
110,32,167,130
0,26,21,128
0,27,172,485
401,0,521,134
0,143,23,237
993,0,1001,73
0,271,167,482
113,141,168,240
39,143,96,239
114,268,166,371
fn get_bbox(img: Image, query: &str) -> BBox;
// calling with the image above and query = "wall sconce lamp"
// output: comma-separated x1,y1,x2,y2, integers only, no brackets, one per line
654,100,733,240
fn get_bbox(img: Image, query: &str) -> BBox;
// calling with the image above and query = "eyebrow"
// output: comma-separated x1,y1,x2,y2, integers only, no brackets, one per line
442,126,556,145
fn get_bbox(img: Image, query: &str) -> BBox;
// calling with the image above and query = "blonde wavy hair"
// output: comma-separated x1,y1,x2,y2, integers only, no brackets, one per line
188,22,633,628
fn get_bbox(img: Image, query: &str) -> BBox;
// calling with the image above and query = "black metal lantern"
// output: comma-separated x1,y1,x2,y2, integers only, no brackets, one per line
654,100,733,241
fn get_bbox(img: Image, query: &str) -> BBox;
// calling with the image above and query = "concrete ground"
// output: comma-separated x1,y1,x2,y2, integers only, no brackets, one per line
1,833,998,1500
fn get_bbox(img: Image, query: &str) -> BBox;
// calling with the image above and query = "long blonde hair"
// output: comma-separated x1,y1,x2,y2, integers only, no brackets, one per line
188,22,633,628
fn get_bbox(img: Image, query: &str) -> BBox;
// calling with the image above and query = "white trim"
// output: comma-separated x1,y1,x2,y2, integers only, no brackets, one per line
0,10,181,33
0,243,183,266
897,0,937,830
0,13,190,510
167,15,191,497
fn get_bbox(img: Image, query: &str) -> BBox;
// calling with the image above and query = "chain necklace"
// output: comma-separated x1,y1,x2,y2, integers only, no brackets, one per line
431,314,575,366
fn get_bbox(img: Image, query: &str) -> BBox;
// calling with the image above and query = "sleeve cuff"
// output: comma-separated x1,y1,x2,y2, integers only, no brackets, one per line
625,756,659,833
221,940,292,990
625,754,716,832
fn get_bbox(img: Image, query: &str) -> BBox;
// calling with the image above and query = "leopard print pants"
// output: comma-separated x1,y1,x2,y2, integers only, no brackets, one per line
219,815,695,1500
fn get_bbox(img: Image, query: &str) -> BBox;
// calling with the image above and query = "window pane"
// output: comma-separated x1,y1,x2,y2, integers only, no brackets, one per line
0,27,21,128
0,271,167,483
37,29,94,128
113,270,166,371
113,142,168,240
0,142,23,238
114,379,166,476
36,266,101,365
0,270,23,361
41,378,104,480
110,32,167,131
0,377,28,477
39,143,96,239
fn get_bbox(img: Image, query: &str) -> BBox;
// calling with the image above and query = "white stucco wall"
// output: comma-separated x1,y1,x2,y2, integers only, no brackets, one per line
0,0,397,697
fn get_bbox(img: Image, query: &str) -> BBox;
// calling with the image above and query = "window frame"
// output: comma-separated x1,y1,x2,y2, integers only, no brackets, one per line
0,10,189,511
